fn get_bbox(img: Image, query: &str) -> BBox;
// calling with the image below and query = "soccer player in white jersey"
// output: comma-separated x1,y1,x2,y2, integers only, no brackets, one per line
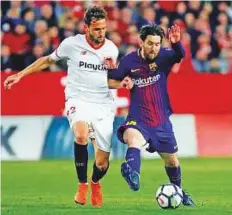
4,6,129,207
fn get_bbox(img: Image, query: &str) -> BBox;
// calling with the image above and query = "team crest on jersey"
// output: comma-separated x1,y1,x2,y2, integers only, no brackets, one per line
149,62,158,71
126,120,137,126
81,50,87,55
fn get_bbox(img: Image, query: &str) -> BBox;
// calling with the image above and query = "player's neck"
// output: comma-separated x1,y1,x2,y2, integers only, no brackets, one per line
85,34,105,50
139,48,156,62
140,49,150,62
140,49,146,60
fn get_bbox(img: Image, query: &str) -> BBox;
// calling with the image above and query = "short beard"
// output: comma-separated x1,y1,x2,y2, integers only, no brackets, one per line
144,54,157,62
141,49,157,62
89,33,101,44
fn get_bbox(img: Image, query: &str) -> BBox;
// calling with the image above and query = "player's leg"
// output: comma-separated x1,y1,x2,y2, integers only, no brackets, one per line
159,152,195,206
155,119,195,206
65,99,93,205
92,148,110,183
89,111,113,207
88,123,97,156
159,152,181,188
154,119,182,188
91,115,112,184
91,148,110,207
73,121,89,205
120,127,147,191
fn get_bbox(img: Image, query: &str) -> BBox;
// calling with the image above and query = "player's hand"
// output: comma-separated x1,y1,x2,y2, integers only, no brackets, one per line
168,24,181,44
4,73,22,89
104,57,116,69
120,76,134,89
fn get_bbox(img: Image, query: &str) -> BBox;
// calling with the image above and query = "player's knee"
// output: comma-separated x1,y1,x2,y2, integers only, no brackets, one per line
165,158,179,167
75,135,88,144
95,160,109,171
126,137,143,149
123,129,144,149
124,136,134,146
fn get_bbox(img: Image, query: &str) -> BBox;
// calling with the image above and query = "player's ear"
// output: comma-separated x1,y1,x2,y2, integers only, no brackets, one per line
139,38,143,48
84,24,89,34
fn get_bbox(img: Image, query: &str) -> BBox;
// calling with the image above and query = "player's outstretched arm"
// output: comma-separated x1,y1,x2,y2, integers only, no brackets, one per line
168,24,181,44
4,56,55,89
105,56,132,89
108,79,121,89
108,77,134,89
167,24,185,63
104,57,122,89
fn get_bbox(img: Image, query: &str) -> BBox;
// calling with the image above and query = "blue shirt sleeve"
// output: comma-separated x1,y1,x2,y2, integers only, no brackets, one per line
107,56,129,81
164,42,186,65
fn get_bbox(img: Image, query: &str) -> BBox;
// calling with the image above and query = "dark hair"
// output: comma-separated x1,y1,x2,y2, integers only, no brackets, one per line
140,24,165,42
84,6,107,26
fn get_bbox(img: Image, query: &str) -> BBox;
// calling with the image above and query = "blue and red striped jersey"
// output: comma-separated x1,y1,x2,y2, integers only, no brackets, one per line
108,42,185,127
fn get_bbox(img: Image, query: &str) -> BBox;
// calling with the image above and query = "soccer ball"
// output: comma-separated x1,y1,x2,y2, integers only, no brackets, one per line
155,183,183,209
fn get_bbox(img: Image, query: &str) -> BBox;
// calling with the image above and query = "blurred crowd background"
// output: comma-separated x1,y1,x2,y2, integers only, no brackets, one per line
1,0,232,74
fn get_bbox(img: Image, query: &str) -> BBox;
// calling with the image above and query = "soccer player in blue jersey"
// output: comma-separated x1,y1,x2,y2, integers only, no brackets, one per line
107,24,195,206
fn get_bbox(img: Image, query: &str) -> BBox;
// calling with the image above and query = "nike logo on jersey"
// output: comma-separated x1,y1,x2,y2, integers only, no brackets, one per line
131,68,140,73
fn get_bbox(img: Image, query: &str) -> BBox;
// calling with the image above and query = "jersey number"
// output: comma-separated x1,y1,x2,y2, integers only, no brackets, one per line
67,106,76,116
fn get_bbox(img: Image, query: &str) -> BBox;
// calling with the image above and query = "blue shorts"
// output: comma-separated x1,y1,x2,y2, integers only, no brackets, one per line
117,119,178,154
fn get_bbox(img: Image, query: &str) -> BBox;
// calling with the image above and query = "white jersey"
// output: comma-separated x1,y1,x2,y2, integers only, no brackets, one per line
50,34,119,104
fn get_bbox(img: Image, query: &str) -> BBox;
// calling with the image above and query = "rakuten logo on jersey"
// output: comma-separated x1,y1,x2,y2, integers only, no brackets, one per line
132,74,160,87
79,61,107,71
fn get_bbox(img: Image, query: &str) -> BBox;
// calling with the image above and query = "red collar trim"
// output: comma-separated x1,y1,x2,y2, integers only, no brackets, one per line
85,35,105,50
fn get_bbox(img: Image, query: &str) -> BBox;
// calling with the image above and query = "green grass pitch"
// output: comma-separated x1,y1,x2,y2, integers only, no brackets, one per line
2,157,232,215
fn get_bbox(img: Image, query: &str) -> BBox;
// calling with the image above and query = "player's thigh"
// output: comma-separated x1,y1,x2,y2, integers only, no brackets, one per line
155,120,178,154
65,99,93,127
123,128,146,148
92,112,114,153
65,99,93,143
95,148,110,170
159,152,179,167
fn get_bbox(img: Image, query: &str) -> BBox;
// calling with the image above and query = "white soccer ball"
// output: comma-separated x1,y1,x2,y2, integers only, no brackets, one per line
155,183,183,209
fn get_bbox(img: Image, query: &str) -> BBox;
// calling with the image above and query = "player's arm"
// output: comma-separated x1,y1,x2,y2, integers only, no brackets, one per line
106,57,133,89
107,79,121,89
170,42,185,63
4,56,55,89
104,59,122,89
104,49,127,89
167,24,185,63
108,77,133,89
4,37,70,89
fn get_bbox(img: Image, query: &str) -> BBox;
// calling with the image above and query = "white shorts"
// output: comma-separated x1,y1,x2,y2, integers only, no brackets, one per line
65,98,115,152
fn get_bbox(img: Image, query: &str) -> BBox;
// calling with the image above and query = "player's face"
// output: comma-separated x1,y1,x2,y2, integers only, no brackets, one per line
141,35,161,60
87,18,107,44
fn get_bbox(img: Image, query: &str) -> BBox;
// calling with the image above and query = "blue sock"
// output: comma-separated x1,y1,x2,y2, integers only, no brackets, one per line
126,147,141,174
165,166,182,188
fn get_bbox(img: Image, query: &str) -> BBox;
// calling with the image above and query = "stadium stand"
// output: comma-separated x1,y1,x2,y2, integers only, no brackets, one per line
1,1,232,73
